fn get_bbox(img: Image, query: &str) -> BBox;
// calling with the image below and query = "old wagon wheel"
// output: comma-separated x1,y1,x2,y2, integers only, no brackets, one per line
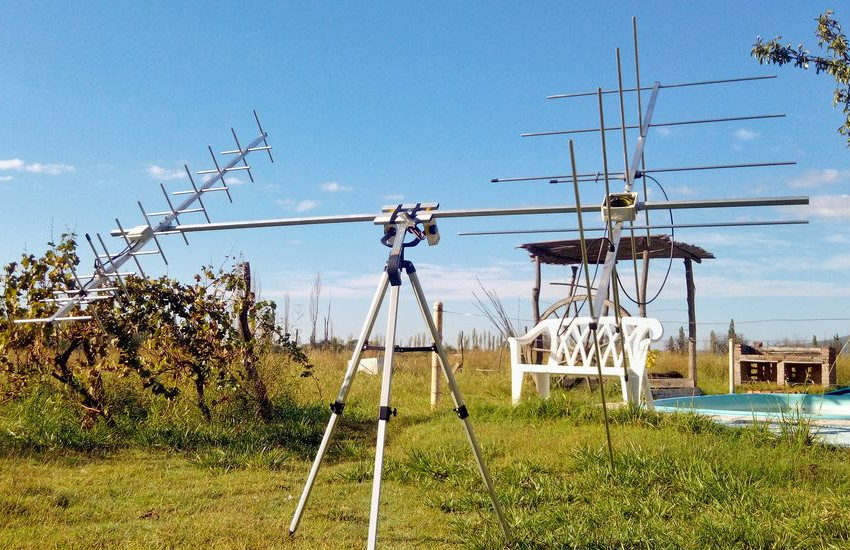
540,294,630,321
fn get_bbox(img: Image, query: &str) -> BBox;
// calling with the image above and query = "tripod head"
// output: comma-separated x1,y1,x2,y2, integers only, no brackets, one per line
375,202,441,285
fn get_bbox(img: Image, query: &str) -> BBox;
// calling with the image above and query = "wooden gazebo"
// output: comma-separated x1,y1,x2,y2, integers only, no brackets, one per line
519,234,714,391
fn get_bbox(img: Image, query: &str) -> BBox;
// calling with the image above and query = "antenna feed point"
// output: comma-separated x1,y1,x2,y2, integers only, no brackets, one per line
123,225,154,243
602,192,638,222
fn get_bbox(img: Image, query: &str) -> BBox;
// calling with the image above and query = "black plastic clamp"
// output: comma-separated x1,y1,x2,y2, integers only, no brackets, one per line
588,321,598,330
379,406,397,421
330,401,345,415
453,405,469,419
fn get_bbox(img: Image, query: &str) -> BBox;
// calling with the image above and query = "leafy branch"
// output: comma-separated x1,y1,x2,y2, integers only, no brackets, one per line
752,10,850,145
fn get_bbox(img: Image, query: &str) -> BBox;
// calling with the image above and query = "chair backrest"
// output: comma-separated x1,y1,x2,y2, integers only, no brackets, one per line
545,316,663,369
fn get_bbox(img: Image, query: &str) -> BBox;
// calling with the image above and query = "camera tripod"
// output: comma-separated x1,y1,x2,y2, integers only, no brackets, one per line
288,209,510,549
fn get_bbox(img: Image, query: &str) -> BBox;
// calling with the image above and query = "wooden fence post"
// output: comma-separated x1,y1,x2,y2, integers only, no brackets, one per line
431,301,443,409
728,338,735,394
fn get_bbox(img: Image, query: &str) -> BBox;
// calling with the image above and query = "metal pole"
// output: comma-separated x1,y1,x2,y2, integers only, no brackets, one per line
546,74,776,100
569,139,615,472
634,16,652,318
289,271,390,536
521,113,785,138
494,160,797,183
163,198,809,236
367,281,401,550
614,54,643,304
456,218,810,237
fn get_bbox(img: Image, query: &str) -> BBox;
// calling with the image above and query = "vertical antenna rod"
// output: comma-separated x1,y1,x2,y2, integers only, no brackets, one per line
591,81,659,321
569,139,615,472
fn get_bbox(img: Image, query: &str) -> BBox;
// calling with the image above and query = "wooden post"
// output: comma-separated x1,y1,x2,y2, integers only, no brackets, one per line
531,256,542,365
684,258,697,386
430,301,443,410
728,338,735,393
639,250,649,317
532,256,541,324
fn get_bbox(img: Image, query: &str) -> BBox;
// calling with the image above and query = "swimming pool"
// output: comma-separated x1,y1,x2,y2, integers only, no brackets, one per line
654,392,850,421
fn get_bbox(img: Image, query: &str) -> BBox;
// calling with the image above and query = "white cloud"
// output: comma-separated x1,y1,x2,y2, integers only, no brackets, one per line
0,158,74,175
276,198,321,212
146,164,185,181
383,194,405,201
263,260,533,301
806,194,850,220
24,163,75,175
655,127,673,137
734,128,760,141
0,175,13,182
0,159,25,170
825,233,850,244
295,199,320,212
787,168,850,189
320,181,352,193
223,175,246,185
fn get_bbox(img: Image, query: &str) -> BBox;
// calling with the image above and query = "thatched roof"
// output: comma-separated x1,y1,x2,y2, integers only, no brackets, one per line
519,234,714,265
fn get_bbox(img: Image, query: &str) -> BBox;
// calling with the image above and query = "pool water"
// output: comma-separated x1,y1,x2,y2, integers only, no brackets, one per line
654,392,850,421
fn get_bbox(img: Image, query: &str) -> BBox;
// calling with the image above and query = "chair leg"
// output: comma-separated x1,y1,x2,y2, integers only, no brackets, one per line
641,373,655,410
532,373,550,400
621,375,631,403
511,368,524,406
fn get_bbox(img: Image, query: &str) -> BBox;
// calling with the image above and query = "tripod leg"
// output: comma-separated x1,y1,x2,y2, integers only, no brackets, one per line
366,282,401,550
289,271,390,536
405,265,512,540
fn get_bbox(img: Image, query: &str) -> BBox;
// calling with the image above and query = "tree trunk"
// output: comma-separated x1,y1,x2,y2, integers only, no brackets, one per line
238,262,273,422
51,337,112,425
195,373,211,422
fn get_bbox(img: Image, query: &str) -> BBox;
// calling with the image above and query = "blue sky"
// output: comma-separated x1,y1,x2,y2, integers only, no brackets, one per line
2,2,849,346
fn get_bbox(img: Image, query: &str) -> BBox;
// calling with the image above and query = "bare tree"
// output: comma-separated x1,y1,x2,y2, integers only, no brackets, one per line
283,293,291,336
309,273,322,345
472,277,518,340
323,293,333,343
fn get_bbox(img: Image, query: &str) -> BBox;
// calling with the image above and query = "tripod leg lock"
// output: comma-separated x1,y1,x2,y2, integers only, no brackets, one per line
379,406,398,421
330,401,345,415
453,405,469,420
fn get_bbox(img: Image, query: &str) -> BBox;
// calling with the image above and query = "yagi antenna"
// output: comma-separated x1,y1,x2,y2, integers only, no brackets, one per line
15,110,273,325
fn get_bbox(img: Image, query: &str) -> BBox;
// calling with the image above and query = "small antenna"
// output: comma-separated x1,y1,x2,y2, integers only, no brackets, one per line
16,112,274,325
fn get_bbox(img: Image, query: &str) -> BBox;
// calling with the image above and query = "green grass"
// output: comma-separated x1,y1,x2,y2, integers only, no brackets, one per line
1,350,849,548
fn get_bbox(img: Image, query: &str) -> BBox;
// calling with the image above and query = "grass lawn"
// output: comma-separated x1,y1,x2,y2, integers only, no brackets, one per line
1,350,849,549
